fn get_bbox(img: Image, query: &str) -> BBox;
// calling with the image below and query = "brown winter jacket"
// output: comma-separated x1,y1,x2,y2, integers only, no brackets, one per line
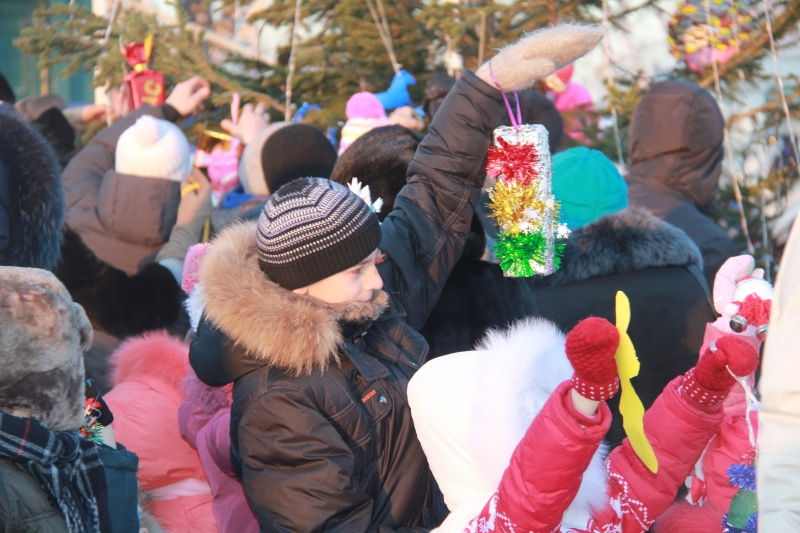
189,70,507,532
625,80,739,288
62,104,182,275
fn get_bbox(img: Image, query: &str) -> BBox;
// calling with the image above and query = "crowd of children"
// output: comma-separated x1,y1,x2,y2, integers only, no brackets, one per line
0,19,796,533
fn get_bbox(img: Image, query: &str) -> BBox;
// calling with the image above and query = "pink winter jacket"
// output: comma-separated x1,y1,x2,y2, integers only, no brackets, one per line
104,332,217,532
471,377,725,532
178,375,258,533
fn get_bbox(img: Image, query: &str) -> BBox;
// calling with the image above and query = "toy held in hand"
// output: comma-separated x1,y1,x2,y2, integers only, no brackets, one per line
712,255,773,339
486,123,569,277
480,24,603,278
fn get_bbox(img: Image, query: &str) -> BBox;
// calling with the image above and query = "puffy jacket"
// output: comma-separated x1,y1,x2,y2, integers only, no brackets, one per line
189,70,507,532
104,332,216,532
179,377,258,533
0,459,69,532
625,80,738,288
408,319,725,533
62,104,182,275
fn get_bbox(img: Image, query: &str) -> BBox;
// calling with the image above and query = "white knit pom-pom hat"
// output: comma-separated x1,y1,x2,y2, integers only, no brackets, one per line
115,115,191,182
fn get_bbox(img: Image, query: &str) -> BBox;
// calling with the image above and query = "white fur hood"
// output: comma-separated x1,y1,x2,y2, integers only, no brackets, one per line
408,317,609,531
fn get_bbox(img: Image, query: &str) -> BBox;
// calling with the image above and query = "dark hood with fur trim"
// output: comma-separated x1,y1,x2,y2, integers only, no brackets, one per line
197,221,388,380
0,109,65,270
533,206,704,287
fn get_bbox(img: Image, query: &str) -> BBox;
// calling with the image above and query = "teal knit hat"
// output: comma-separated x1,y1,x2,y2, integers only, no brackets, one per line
552,147,628,229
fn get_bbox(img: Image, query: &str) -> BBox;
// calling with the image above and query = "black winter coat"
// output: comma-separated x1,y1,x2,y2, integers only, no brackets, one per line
422,207,717,449
189,70,507,532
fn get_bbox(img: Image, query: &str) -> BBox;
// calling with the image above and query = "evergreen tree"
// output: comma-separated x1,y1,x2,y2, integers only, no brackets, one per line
13,0,800,269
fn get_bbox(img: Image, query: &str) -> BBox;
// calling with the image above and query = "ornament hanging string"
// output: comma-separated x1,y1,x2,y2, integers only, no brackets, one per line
728,369,760,448
762,0,800,170
488,61,522,129
601,0,626,168
702,0,755,255
365,0,400,74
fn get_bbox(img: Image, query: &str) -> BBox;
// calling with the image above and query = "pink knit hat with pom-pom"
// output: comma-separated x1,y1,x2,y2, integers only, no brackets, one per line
345,92,387,120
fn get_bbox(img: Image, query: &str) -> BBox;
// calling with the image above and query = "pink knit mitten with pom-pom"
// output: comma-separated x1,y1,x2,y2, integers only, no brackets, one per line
682,335,759,407
566,317,620,401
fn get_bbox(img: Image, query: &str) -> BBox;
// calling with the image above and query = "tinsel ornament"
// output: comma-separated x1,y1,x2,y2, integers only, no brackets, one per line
486,123,568,277
722,450,758,533
667,0,756,72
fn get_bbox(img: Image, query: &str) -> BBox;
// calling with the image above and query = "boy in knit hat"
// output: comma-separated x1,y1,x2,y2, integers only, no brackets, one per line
190,24,604,532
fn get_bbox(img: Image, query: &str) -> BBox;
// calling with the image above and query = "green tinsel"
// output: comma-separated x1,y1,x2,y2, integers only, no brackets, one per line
495,232,566,277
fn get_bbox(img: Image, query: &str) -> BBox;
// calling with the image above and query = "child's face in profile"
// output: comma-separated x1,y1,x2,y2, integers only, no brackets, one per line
293,248,383,304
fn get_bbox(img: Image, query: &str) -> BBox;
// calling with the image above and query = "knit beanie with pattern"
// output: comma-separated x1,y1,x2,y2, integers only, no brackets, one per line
256,177,381,290
115,115,191,182
552,146,628,229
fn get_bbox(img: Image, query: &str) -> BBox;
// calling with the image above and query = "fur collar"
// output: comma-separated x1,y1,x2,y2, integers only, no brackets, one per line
539,207,703,286
200,222,389,375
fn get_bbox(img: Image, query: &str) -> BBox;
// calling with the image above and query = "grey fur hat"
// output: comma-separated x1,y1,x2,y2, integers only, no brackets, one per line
0,267,92,431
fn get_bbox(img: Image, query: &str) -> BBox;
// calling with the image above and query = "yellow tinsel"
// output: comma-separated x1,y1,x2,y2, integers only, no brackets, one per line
487,181,550,235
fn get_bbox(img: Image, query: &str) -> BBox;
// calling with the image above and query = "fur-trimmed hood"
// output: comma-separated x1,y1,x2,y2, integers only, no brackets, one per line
199,221,388,377
538,206,703,287
109,331,190,392
0,109,65,270
409,318,608,531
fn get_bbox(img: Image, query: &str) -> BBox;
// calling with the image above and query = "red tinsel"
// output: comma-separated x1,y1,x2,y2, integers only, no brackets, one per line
123,42,148,68
486,137,540,187
735,293,771,327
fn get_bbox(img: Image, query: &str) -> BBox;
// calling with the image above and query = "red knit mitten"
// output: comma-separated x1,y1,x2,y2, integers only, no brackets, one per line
682,335,759,406
566,317,620,401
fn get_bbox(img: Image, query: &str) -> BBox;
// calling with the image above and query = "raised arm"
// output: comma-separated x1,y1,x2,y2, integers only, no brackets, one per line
377,25,603,329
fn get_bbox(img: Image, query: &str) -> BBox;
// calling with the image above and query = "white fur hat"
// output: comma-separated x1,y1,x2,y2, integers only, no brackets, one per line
115,115,191,182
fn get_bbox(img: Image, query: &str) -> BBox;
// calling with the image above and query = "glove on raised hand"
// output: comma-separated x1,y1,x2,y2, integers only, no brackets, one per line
566,316,620,401
475,24,604,92
682,335,759,407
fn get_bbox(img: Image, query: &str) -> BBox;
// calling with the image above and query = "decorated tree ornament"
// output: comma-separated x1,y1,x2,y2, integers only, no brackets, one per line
667,0,756,72
194,94,243,207
486,123,568,277
722,448,758,533
122,35,165,109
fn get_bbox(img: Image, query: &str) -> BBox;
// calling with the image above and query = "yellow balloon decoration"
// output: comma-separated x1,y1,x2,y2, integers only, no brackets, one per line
614,291,658,473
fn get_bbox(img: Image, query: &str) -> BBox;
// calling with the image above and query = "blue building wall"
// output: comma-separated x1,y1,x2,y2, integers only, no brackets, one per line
1,0,94,104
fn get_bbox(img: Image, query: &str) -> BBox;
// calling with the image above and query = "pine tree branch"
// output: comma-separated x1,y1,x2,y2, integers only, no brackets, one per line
727,89,800,124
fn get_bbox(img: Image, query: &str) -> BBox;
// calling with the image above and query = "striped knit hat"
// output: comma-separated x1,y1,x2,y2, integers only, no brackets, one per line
256,178,381,290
